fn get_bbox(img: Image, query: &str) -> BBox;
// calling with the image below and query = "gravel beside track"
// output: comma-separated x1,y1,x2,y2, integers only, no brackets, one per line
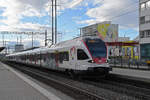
5,62,150,100
83,78,150,100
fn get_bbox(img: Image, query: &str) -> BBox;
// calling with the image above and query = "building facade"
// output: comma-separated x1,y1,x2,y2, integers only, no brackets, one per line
139,0,150,60
81,21,119,42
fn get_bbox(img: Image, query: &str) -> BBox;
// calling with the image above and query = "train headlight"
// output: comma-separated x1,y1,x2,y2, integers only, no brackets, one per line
88,60,94,63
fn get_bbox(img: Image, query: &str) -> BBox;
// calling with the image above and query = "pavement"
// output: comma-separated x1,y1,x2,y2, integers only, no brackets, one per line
110,64,149,70
0,62,64,100
111,68,150,82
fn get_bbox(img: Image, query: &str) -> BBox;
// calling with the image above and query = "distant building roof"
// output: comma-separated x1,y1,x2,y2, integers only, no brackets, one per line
106,41,139,46
118,37,130,42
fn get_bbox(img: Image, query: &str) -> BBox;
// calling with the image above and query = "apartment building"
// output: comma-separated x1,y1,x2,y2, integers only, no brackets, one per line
139,0,150,59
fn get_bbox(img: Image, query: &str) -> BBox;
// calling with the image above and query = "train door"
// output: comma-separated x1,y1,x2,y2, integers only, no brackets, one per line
69,47,77,70
55,52,59,68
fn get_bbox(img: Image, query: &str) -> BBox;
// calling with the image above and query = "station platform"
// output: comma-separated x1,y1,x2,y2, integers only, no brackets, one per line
110,68,150,83
0,62,62,100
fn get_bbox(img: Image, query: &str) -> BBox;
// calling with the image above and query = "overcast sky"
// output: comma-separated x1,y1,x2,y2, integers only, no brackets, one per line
0,0,139,48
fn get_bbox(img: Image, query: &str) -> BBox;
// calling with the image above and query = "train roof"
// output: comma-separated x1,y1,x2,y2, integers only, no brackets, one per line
6,47,48,57
6,36,101,56
50,36,101,49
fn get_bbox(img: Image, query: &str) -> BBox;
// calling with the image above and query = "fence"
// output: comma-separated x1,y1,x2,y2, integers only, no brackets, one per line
109,57,150,70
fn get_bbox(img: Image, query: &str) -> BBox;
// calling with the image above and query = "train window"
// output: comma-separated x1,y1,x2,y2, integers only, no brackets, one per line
77,49,89,60
51,53,55,59
41,54,47,62
63,52,69,61
26,55,28,60
47,53,54,61
30,55,33,61
59,53,63,63
34,54,39,61
33,54,36,61
37,54,41,60
31,54,34,61
59,52,69,63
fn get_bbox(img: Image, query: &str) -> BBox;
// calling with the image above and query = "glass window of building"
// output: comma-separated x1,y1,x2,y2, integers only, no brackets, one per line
140,16,145,24
141,44,150,60
141,3,146,10
146,1,150,8
140,31,145,38
145,16,150,23
146,30,150,37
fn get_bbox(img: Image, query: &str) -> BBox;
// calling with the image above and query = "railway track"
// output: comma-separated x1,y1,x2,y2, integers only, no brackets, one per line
83,78,150,100
5,62,150,100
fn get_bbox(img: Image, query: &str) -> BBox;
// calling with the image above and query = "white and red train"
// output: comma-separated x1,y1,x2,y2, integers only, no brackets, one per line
6,36,112,77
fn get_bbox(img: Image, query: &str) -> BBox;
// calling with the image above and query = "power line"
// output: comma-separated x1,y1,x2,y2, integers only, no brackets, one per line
110,9,138,20
99,1,139,20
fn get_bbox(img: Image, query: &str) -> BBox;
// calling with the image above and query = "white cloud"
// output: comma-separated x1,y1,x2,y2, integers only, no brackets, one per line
48,0,84,12
0,22,51,32
77,0,139,31
0,0,84,32
86,0,132,19
67,0,83,8
0,0,48,27
77,19,101,25
0,0,85,48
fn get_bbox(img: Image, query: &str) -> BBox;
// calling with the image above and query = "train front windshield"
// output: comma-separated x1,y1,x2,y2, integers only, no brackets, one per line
85,38,107,58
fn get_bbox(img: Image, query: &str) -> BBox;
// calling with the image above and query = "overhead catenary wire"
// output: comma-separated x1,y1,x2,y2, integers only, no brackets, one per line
109,8,138,20
98,1,139,21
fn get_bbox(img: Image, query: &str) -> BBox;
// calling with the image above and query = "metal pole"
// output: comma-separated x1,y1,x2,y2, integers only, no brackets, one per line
8,47,9,54
5,41,7,54
55,0,57,44
45,30,47,46
32,32,33,48
52,0,54,45
20,35,22,44
2,33,4,47
80,28,82,36
17,37,18,44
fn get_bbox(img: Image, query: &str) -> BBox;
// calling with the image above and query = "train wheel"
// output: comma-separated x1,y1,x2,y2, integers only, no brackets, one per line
68,70,77,79
65,69,69,75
